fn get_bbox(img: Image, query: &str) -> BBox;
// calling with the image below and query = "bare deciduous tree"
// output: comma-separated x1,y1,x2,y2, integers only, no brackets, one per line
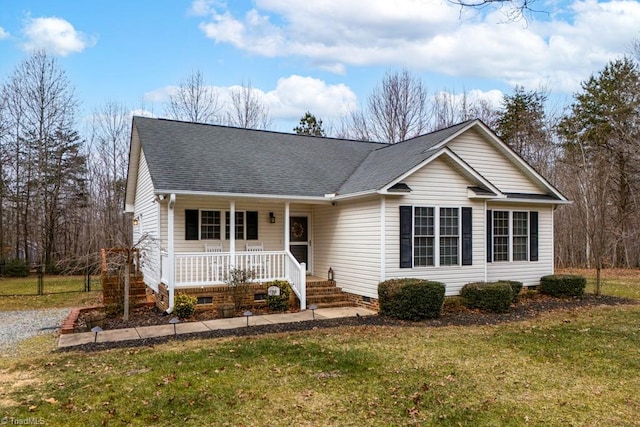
167,70,221,123
448,0,541,21
366,69,430,143
86,100,132,249
1,51,84,269
226,80,272,130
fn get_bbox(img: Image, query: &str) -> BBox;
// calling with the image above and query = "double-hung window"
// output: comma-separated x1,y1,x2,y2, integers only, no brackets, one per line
401,206,471,268
487,210,538,262
413,207,434,267
512,212,529,261
200,211,221,240
439,208,459,266
493,211,510,261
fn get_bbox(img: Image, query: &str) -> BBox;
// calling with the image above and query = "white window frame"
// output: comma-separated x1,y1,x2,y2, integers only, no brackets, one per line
199,210,221,240
492,210,530,262
412,206,461,268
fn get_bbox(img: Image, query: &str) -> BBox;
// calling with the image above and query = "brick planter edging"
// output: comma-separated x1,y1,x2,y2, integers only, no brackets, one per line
60,305,104,335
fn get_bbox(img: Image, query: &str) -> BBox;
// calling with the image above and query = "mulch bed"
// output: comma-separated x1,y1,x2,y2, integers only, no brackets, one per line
65,293,636,353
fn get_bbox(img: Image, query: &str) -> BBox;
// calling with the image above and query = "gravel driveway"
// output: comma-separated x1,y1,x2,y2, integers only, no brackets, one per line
0,308,70,352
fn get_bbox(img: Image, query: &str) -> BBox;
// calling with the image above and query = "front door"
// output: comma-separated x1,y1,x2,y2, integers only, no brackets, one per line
289,216,310,272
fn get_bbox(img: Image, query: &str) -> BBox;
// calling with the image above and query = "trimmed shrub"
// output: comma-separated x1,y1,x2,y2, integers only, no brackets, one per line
266,280,291,312
0,259,30,277
539,274,586,297
174,293,197,319
460,282,513,313
378,278,445,321
497,280,523,302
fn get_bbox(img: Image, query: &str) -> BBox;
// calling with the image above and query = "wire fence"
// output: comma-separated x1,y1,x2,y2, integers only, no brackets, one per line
0,266,102,297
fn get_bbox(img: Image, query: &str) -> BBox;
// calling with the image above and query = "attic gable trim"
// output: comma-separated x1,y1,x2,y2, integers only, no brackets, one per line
380,147,504,197
434,120,568,202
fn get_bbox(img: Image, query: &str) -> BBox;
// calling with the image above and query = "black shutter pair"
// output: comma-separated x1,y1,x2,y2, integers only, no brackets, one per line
400,206,472,268
486,210,538,262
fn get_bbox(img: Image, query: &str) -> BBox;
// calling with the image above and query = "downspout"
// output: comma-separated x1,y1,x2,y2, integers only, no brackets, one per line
380,196,386,282
166,194,176,313
483,200,488,282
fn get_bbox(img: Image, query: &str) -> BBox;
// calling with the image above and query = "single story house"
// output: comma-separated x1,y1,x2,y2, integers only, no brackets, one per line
125,116,569,313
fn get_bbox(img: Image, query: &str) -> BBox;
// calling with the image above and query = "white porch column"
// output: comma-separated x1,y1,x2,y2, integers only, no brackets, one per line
229,200,236,266
167,194,176,311
380,196,386,282
284,201,290,251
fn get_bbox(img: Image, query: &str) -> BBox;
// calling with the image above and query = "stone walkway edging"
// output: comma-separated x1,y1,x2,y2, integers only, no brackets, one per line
58,306,376,348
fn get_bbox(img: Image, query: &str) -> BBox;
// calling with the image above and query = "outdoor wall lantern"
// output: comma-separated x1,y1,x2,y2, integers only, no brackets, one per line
269,212,276,223
132,217,139,226
328,267,334,281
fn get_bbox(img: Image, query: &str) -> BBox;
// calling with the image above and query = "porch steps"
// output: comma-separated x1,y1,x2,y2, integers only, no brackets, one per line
305,279,354,309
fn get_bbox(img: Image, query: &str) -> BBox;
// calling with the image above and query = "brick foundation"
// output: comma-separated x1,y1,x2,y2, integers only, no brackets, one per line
148,282,297,312
344,292,380,312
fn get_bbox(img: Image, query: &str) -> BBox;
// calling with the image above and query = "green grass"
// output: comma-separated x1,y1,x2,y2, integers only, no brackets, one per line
0,276,102,311
558,268,640,299
1,270,638,425
1,307,639,425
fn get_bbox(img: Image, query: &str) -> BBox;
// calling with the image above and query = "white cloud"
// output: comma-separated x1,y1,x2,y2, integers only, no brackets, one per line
145,75,357,123
192,0,640,94
130,109,155,118
0,26,9,39
22,17,96,56
264,75,357,120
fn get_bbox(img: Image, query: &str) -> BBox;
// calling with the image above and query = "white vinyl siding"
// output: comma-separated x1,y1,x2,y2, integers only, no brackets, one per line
487,204,554,286
133,149,160,290
313,197,381,299
163,198,286,253
447,128,543,194
385,157,485,295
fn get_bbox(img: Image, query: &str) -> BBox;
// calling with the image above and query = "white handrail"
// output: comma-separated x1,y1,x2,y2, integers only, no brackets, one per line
171,251,306,308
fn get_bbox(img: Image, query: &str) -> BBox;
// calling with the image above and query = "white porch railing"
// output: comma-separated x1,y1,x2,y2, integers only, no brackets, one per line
171,251,306,309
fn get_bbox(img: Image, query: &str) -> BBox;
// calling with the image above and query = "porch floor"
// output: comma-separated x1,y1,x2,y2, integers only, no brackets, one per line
306,275,328,283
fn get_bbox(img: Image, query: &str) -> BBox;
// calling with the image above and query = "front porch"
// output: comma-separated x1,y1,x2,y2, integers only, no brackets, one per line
160,250,307,308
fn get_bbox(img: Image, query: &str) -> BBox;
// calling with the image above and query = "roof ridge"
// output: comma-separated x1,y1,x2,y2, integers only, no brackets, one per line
133,115,387,147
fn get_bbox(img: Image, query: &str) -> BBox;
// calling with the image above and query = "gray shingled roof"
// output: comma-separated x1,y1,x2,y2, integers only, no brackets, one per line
132,117,491,198
134,117,382,197
337,121,474,194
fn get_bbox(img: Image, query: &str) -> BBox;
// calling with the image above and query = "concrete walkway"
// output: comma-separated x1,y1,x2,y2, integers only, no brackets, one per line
58,306,376,349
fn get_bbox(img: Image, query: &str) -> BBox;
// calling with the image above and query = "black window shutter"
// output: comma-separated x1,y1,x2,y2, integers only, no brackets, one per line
246,211,258,240
462,207,472,265
530,211,539,261
486,210,493,263
185,210,199,240
399,206,412,268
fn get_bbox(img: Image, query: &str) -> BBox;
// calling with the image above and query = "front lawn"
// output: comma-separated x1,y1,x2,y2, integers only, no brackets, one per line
1,305,638,425
1,269,638,425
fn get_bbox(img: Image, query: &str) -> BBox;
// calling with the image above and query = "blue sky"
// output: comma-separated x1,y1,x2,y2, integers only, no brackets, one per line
0,0,638,133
